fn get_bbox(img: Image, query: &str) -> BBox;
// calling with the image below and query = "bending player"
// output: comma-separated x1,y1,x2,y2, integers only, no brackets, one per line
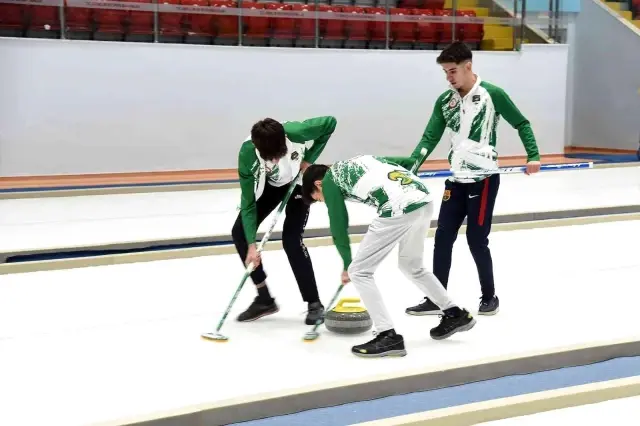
405,42,541,316
232,116,337,325
301,155,475,358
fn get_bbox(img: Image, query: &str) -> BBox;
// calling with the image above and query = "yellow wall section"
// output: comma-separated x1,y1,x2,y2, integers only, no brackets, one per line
605,1,622,10
440,0,516,50
444,0,479,8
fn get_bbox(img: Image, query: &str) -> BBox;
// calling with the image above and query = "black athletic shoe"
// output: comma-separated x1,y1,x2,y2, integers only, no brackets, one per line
430,308,476,340
479,295,499,316
305,301,325,325
351,329,407,358
405,298,442,316
236,296,279,322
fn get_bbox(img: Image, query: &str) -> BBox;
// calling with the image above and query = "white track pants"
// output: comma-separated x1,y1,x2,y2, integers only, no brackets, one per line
347,202,456,333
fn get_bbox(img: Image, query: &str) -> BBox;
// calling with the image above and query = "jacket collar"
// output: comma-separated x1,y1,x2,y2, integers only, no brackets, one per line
449,74,482,100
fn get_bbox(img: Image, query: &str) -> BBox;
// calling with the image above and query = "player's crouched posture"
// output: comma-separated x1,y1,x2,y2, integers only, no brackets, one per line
302,155,476,358
233,116,337,326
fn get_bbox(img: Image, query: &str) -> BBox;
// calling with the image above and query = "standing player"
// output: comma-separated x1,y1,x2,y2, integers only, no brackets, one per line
404,42,541,317
232,116,337,325
301,155,475,358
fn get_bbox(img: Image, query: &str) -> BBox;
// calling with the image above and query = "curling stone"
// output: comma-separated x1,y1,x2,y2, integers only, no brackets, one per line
325,298,373,335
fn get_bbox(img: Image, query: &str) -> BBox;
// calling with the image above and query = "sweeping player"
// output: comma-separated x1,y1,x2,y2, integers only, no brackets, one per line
301,155,476,358
232,116,337,325
405,42,541,317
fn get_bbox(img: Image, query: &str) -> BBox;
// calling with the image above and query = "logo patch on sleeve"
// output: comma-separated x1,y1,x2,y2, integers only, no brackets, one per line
387,170,413,185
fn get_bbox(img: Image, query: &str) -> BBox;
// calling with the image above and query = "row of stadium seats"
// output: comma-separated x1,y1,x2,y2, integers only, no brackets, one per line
0,0,485,48
603,0,640,20
600,0,640,31
622,0,640,18
629,0,639,18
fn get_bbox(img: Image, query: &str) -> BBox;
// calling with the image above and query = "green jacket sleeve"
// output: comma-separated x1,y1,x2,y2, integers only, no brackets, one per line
323,172,352,270
238,142,259,244
491,88,541,162
284,116,338,164
410,94,447,165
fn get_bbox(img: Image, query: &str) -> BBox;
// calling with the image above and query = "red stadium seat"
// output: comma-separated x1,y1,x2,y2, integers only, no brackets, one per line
291,3,316,47
426,0,445,8
242,1,269,41
28,5,60,34
183,0,214,39
272,3,296,43
397,0,422,9
412,8,437,46
127,0,154,40
211,0,239,43
93,0,128,38
390,8,415,44
435,8,455,43
0,4,24,35
397,0,444,8
366,6,386,45
318,5,345,45
64,0,91,37
158,0,183,40
459,9,483,44
342,6,369,45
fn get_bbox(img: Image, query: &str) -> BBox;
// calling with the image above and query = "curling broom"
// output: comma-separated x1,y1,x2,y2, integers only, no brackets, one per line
201,172,302,342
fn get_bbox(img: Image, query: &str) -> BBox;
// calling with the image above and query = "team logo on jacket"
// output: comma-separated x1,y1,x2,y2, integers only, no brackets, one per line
388,170,413,185
291,151,299,161
449,98,458,108
443,190,451,201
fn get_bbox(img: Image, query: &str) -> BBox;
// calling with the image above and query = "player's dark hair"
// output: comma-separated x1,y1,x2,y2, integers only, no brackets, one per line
301,164,330,205
436,41,472,64
251,118,288,161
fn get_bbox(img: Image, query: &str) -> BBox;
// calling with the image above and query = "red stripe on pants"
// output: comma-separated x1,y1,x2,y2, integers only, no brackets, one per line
478,178,490,226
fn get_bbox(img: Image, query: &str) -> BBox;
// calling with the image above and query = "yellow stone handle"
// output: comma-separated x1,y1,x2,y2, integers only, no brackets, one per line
336,298,362,309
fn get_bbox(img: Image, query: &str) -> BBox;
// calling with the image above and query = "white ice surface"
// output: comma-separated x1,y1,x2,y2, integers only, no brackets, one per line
1,166,638,253
0,220,639,426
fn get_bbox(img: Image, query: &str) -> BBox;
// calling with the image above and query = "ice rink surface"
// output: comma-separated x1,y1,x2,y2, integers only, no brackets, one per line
1,218,639,426
1,165,639,253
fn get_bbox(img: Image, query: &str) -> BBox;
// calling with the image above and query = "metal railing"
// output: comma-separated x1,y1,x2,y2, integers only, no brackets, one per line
0,0,566,50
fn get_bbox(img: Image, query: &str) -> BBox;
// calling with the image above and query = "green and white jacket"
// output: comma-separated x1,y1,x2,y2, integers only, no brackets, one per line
237,116,337,243
411,76,540,183
322,155,430,269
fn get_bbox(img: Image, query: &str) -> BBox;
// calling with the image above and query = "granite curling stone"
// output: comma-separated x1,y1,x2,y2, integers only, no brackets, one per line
325,298,373,335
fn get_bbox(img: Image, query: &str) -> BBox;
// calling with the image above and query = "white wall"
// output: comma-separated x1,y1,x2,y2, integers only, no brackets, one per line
570,0,640,151
0,38,568,177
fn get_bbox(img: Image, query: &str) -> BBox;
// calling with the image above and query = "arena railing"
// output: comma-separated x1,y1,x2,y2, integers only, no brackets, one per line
0,0,567,50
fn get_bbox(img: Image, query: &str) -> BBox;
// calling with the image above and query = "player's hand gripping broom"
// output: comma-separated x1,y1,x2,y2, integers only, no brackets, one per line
201,172,302,342
303,148,429,342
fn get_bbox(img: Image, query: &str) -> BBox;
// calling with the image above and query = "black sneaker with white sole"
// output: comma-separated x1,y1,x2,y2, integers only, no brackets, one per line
351,329,407,358
305,301,325,325
405,297,442,316
479,295,499,315
236,296,279,322
430,308,476,340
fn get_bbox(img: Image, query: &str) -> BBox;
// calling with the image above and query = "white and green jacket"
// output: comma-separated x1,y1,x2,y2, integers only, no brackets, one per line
322,155,430,269
411,76,540,183
237,116,337,243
